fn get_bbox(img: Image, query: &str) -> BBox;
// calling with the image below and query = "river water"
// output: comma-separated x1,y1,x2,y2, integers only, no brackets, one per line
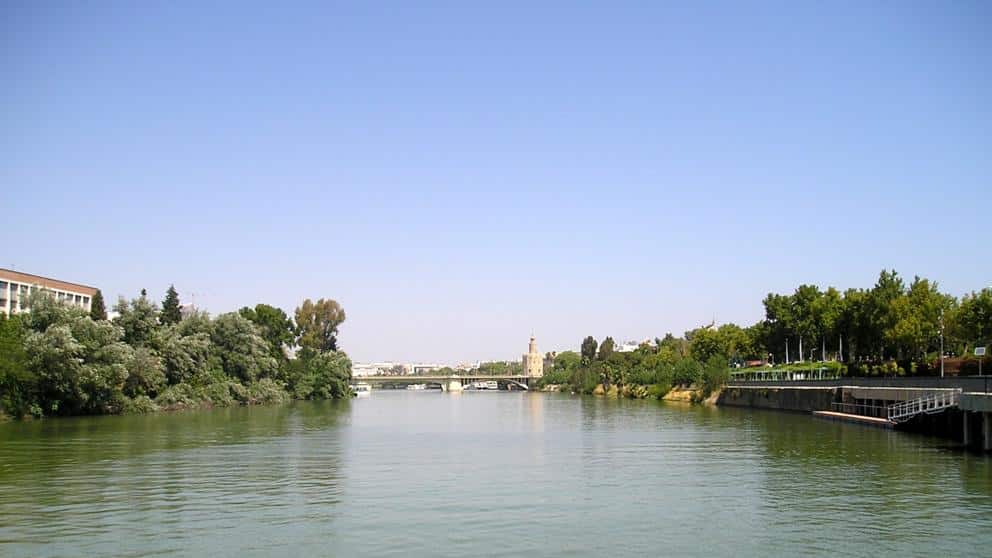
1,391,990,557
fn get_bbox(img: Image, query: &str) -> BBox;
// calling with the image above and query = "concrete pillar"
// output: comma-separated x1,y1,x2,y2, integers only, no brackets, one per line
984,413,991,452
963,411,970,447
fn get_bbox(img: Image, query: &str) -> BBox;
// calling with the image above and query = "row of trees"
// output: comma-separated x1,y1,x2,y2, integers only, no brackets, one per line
541,270,990,396
0,286,353,418
752,271,989,372
678,270,989,373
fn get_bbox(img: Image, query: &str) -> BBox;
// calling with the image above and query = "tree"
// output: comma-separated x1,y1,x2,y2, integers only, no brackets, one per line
791,284,822,361
715,324,749,362
295,298,346,353
888,276,953,361
239,304,296,361
672,358,702,386
161,285,182,325
763,293,795,363
838,288,871,362
869,269,905,359
954,288,992,352
689,327,722,362
0,315,33,416
90,289,107,321
113,295,159,347
702,355,730,394
580,336,598,364
553,351,581,372
210,312,278,383
598,337,615,361
155,325,213,385
812,287,843,361
124,347,166,398
23,293,133,416
657,333,687,362
284,348,352,399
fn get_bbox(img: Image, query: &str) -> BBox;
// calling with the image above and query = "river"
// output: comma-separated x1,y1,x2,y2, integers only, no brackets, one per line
1,391,990,557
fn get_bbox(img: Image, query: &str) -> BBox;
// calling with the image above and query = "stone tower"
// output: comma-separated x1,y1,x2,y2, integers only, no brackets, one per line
522,335,544,377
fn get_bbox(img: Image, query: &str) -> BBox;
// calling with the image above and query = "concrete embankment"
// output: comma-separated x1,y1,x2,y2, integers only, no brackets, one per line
719,379,992,450
717,385,835,412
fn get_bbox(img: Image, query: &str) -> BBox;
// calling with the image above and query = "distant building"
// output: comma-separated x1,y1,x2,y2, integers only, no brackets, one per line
352,363,381,377
522,336,544,377
179,302,198,319
616,341,639,353
0,268,98,317
411,363,446,375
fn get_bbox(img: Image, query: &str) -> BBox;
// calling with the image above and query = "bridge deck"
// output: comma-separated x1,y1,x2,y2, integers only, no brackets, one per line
359,375,532,382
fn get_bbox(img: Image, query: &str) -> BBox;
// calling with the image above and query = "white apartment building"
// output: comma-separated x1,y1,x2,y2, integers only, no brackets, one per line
0,268,98,317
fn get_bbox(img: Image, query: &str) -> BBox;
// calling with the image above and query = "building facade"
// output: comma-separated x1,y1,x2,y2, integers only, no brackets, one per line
522,336,544,377
0,268,98,317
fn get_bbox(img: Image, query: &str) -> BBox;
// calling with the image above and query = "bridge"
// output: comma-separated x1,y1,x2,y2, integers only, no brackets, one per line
357,375,535,391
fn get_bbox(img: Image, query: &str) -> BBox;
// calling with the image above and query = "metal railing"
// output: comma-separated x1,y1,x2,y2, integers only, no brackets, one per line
887,390,961,423
830,402,889,419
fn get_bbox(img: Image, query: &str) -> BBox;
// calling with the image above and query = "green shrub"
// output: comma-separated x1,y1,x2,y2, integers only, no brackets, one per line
155,383,203,410
123,395,160,414
673,359,702,387
199,380,236,407
569,366,600,394
701,356,730,395
540,368,571,386
646,382,672,400
246,378,289,405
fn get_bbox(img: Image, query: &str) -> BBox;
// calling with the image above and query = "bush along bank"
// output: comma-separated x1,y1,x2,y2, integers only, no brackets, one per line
0,289,352,419
537,338,729,405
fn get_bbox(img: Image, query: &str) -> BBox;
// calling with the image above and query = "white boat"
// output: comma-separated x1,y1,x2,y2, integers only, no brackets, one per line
406,383,427,391
469,380,498,390
352,383,371,398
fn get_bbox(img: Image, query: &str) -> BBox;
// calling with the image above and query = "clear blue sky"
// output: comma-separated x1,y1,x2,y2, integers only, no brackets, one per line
3,1,989,363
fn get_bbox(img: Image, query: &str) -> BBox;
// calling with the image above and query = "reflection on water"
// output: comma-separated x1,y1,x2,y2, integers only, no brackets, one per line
0,393,989,557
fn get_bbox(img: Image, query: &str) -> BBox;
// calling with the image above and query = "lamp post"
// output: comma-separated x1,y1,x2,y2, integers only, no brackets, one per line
939,309,944,378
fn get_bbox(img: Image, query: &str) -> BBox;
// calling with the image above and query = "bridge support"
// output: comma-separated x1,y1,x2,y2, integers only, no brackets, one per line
984,412,992,452
445,380,463,393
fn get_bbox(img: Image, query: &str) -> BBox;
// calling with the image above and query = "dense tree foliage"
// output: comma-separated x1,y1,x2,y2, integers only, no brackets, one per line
758,270,983,369
0,315,32,416
540,270,990,398
239,304,296,361
0,291,352,419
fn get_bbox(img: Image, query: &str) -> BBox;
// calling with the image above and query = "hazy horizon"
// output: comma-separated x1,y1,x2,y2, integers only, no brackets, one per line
5,2,990,363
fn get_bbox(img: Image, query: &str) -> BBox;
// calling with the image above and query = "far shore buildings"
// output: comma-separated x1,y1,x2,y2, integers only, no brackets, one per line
0,268,98,317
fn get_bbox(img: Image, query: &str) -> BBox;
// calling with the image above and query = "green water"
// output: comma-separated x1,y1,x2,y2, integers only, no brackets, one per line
1,392,990,557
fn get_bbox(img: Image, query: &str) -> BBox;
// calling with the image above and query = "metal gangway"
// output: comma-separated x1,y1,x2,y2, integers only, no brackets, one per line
887,389,961,423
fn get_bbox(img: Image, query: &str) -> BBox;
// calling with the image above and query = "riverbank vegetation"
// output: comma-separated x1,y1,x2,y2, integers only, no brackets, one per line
540,270,991,400
0,289,352,419
538,336,727,403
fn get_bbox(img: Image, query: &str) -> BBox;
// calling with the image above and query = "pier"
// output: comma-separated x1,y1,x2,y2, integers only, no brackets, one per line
723,376,992,451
